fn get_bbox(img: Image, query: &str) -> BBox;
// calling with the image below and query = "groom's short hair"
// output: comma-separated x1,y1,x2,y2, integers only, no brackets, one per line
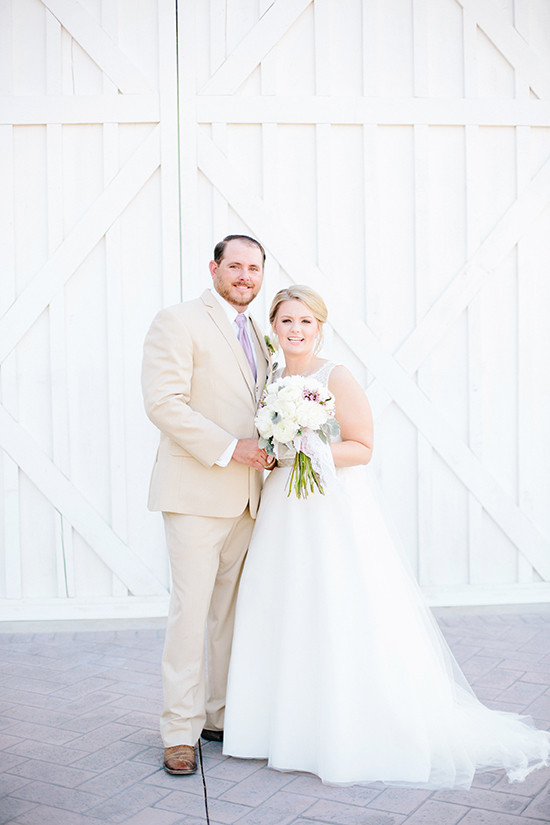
213,235,266,266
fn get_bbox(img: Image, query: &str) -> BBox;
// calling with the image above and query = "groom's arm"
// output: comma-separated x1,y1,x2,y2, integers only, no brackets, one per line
142,307,236,467
142,306,269,471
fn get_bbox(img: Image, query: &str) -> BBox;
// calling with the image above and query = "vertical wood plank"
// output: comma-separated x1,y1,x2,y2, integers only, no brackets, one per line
259,0,282,322
209,0,229,246
101,0,127,598
313,0,331,279
515,0,538,585
159,0,182,306
412,0,431,583
463,6,485,587
414,123,431,583
0,1,21,599
46,9,74,598
178,0,200,299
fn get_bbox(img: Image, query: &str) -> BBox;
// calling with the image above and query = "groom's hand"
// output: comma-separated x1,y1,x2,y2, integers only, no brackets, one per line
232,439,272,471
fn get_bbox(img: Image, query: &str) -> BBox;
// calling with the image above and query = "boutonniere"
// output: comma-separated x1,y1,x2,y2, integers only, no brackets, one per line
264,335,279,378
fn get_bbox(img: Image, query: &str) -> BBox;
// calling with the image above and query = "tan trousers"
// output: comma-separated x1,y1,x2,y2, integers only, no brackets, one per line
160,509,254,747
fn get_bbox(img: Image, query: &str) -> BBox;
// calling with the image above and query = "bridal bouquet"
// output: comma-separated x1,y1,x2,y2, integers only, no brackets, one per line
255,375,340,498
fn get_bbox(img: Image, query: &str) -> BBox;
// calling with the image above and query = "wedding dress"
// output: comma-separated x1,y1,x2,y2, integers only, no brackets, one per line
223,362,550,788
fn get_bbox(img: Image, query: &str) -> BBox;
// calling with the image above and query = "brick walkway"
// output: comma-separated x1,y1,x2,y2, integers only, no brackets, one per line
0,610,549,825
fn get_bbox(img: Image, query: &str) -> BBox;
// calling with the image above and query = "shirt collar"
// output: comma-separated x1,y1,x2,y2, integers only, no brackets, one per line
210,288,249,326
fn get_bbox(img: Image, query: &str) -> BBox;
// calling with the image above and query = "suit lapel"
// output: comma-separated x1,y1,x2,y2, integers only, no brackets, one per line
201,290,257,399
249,315,270,395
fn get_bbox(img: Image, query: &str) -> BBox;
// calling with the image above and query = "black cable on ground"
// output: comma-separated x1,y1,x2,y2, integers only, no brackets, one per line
197,738,211,824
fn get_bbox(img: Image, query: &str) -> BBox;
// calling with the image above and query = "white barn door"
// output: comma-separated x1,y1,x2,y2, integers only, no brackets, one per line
0,0,178,619
2,0,549,620
180,0,550,606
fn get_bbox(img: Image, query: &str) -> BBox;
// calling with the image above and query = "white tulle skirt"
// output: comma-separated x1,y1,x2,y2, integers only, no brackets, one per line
223,464,550,788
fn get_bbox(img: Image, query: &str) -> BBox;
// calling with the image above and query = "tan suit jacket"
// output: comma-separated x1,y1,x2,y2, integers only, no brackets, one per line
142,289,269,518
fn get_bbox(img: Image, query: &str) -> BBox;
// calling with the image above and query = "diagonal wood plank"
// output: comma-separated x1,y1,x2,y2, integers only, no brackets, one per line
197,131,550,580
199,0,312,95
0,405,168,596
367,152,550,414
41,0,154,94
455,0,550,98
0,126,160,364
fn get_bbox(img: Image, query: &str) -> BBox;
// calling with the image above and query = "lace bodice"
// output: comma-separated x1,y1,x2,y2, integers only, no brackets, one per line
272,360,336,387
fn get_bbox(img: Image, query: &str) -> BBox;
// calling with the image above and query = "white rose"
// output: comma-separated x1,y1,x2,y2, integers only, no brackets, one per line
272,418,299,444
298,402,329,430
255,407,274,438
277,384,302,403
273,398,299,419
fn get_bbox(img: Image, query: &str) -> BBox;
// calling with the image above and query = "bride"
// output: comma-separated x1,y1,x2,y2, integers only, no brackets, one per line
223,284,550,788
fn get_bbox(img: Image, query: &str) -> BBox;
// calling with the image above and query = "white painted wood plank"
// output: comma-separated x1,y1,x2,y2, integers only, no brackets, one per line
46,9,74,599
424,583,550,607
211,123,228,242
361,0,379,96
413,123,431,583
0,94,159,124
0,405,167,596
362,123,382,389
158,0,181,308
0,125,161,364
178,0,200,299
2,353,21,600
0,596,169,622
464,0,485,586
200,0,312,94
515,37,536,584
412,0,429,96
313,0,330,94
194,96,550,126
42,0,154,93
455,0,550,98
102,0,127,599
464,120,486,586
209,0,226,76
257,10,279,325
368,152,550,410
315,124,331,275
0,15,21,596
197,132,550,581
313,0,331,274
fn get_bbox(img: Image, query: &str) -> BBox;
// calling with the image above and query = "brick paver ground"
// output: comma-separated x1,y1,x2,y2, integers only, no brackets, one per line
1,609,549,825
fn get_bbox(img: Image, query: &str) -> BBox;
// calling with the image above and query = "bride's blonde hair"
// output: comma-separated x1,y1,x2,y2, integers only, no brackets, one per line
269,285,328,354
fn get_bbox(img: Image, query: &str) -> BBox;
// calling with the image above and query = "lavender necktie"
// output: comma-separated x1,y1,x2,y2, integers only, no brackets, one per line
235,313,257,381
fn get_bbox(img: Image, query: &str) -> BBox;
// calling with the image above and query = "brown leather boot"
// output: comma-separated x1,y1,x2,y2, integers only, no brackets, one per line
163,744,197,775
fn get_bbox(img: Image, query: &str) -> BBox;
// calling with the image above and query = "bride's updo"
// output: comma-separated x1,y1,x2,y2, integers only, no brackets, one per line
269,285,328,353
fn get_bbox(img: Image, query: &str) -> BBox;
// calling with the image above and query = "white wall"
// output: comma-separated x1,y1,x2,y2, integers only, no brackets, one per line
1,0,550,619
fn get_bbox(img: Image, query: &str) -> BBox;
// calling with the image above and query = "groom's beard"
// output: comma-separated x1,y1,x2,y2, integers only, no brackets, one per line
214,278,261,308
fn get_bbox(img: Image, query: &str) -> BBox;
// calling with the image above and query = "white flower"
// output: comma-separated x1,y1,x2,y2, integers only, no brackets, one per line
255,408,275,439
254,374,340,494
272,418,299,443
276,383,303,403
273,397,299,420
297,400,329,429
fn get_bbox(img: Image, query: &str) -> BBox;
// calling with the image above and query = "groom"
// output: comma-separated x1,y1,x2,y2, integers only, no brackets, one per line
141,235,271,775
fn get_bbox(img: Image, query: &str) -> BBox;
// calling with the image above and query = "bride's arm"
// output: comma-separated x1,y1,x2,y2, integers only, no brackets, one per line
328,366,373,467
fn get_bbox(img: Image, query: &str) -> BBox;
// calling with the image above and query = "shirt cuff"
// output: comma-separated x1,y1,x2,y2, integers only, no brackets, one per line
216,438,238,467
